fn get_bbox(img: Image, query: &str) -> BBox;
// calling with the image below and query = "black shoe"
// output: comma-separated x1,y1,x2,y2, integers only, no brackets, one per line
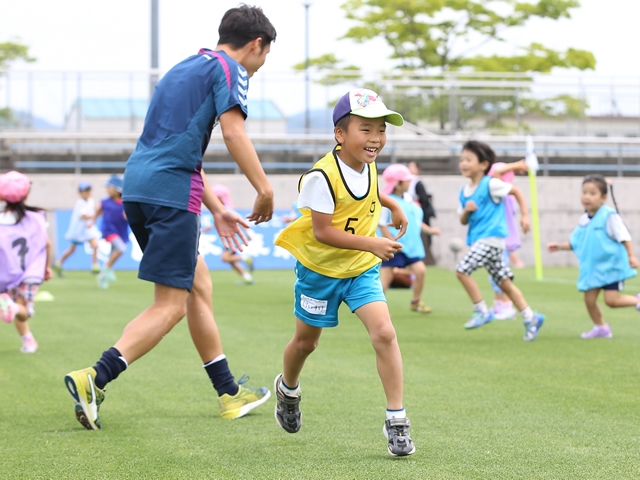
274,373,301,433
383,417,416,456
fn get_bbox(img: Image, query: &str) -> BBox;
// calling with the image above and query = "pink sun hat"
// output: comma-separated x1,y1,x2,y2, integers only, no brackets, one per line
211,184,234,209
382,164,415,195
488,162,515,183
0,171,31,203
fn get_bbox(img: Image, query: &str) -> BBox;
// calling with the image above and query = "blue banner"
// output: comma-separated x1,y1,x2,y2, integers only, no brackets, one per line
54,209,298,271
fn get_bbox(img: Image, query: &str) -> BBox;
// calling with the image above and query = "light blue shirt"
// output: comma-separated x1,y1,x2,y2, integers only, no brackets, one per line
569,205,637,291
459,176,507,246
379,193,425,259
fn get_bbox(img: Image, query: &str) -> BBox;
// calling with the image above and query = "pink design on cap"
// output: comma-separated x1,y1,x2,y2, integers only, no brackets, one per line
211,184,234,209
0,171,31,203
382,164,415,195
488,162,515,183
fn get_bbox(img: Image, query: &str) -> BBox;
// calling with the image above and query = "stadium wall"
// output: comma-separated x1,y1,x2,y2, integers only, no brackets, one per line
28,173,640,269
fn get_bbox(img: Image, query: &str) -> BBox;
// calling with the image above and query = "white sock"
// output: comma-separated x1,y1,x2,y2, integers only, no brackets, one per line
520,306,534,322
473,300,489,315
21,332,34,342
242,272,253,282
279,379,300,397
386,408,406,420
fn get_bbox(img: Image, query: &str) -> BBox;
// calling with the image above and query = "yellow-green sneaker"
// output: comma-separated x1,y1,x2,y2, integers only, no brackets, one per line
218,375,271,419
64,367,105,430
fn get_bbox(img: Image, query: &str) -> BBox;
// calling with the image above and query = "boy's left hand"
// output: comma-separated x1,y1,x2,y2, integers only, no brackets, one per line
213,209,251,252
630,255,639,268
520,215,530,234
388,209,409,240
44,266,53,281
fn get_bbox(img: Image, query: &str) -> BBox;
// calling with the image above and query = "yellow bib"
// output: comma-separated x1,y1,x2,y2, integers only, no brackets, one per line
275,147,381,278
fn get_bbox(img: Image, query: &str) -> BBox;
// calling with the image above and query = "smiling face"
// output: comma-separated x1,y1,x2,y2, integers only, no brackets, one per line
334,116,387,171
581,181,606,215
459,148,488,181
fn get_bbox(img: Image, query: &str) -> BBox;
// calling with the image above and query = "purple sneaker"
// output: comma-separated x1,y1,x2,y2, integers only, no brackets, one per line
581,324,612,339
635,294,640,312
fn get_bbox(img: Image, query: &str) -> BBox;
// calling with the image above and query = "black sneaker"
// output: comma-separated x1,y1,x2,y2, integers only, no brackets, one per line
383,417,416,456
274,373,301,433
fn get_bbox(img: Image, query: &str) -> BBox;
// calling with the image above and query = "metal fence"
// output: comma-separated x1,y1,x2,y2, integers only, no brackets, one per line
1,69,640,137
2,131,640,177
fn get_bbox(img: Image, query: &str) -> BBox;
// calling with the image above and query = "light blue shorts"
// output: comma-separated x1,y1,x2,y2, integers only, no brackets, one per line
293,262,386,328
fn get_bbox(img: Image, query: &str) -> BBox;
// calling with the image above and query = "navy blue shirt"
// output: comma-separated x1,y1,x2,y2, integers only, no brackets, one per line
123,49,249,213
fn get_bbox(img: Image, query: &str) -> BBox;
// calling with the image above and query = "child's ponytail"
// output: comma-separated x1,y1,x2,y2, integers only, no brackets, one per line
607,179,620,214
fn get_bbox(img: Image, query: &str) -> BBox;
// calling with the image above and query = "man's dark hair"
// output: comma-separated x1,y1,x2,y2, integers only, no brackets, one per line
218,4,277,50
462,140,496,174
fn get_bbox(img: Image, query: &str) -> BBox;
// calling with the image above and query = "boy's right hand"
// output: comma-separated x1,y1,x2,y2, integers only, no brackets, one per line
547,242,560,252
247,191,274,224
370,237,403,261
464,200,478,213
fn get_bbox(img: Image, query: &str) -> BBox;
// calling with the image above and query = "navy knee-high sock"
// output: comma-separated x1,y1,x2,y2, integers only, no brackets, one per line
203,356,238,396
93,347,128,389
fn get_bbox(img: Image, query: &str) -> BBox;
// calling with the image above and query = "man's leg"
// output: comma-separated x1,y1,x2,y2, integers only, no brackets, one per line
64,283,188,430
113,283,189,363
187,255,270,418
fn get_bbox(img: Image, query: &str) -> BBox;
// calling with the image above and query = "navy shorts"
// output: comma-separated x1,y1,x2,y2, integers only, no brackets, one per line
380,251,423,269
602,281,623,291
124,202,200,291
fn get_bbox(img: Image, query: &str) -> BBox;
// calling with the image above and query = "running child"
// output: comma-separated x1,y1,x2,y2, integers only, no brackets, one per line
92,174,129,289
64,5,276,431
54,180,101,276
456,140,544,341
0,171,51,353
379,163,441,313
274,88,416,457
487,160,528,320
547,174,639,338
210,183,254,285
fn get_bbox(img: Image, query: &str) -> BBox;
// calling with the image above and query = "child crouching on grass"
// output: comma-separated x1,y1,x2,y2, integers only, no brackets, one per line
548,174,638,338
274,88,415,457
0,171,51,353
456,140,544,342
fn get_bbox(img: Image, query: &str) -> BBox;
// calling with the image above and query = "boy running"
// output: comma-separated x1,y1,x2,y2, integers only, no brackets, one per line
456,140,544,341
64,5,276,430
274,88,416,457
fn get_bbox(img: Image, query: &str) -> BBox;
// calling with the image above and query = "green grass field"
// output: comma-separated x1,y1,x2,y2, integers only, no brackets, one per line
1,267,640,479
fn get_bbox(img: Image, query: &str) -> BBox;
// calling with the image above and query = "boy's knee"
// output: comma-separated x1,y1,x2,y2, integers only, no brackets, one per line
603,296,617,308
294,336,318,355
371,324,397,347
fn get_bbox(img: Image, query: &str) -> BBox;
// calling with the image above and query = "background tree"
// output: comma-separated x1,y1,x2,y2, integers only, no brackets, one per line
0,39,36,125
299,0,595,132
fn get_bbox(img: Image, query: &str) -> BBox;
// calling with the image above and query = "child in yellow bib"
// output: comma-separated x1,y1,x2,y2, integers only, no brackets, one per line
274,88,416,457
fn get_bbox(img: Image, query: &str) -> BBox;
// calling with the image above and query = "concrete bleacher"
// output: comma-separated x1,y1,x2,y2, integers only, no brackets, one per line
2,131,640,177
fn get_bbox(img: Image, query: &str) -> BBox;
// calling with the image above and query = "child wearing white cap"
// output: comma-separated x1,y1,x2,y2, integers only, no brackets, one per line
274,88,416,457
